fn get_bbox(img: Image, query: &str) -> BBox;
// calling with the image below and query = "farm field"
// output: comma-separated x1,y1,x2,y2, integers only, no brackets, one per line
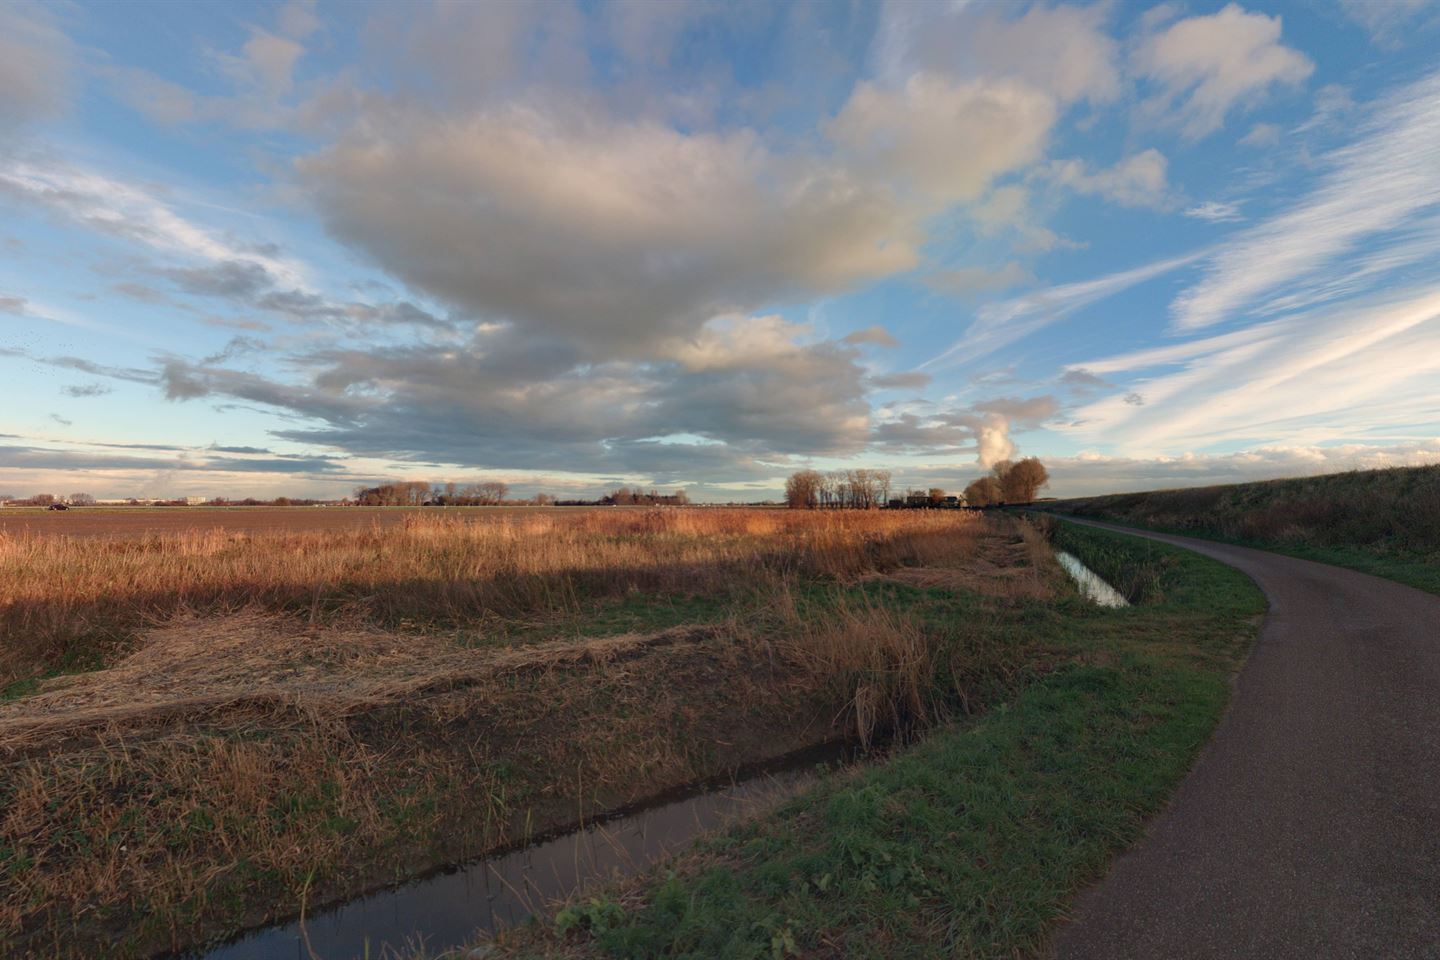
0,508,1263,959
0,505,570,540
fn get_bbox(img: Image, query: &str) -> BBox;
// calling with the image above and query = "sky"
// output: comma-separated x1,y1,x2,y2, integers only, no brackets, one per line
3,0,1440,502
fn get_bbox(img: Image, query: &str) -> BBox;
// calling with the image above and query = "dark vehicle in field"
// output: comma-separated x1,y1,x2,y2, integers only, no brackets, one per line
47,503,69,511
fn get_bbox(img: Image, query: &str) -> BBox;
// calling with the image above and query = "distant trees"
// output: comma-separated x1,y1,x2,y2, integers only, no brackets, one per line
964,457,1050,506
605,487,689,506
997,457,1050,503
352,481,431,506
785,469,891,509
69,493,96,506
784,470,824,509
963,476,1003,507
30,493,56,506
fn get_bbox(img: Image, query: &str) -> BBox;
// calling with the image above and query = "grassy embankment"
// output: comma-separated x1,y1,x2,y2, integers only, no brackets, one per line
461,518,1264,960
1049,464,1440,596
3,509,1067,957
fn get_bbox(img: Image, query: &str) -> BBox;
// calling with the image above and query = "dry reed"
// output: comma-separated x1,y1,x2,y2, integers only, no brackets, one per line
0,508,981,683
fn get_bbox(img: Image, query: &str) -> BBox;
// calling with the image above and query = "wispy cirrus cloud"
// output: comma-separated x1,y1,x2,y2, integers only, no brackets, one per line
1171,69,1440,331
1064,285,1440,455
920,250,1204,371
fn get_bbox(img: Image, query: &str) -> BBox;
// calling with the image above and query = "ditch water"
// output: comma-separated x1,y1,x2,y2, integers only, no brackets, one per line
1055,551,1131,608
195,741,855,960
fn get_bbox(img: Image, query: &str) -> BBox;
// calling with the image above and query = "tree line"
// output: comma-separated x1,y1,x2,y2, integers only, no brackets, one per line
783,458,1049,509
961,458,1050,506
784,469,893,510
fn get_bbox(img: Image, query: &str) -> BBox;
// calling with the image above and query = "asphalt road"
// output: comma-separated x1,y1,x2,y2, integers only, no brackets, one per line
1052,520,1440,960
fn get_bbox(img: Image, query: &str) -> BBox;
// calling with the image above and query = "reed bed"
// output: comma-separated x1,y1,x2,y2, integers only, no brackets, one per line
0,508,982,684
0,511,1063,958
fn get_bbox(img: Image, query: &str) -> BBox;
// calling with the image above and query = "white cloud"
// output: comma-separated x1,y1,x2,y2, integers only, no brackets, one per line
1047,440,1440,497
1172,69,1440,330
0,155,307,288
0,1,72,128
1064,285,1440,456
1238,122,1281,147
1336,0,1439,44
926,261,1032,297
299,105,922,358
1044,148,1170,209
1184,200,1244,222
829,73,1057,203
872,2,1119,106
922,250,1204,371
1134,3,1313,138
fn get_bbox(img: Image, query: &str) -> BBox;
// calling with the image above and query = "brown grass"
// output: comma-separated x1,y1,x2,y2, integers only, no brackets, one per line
1,508,1043,957
0,508,983,684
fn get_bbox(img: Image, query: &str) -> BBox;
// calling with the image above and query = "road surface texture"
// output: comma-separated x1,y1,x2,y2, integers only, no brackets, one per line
1053,519,1440,960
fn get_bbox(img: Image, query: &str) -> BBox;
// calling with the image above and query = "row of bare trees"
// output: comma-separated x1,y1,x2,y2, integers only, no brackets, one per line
784,458,1049,510
962,458,1050,506
784,469,893,509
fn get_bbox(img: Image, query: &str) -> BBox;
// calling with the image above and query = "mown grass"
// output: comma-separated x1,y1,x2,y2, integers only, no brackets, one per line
1051,464,1440,596
473,521,1264,960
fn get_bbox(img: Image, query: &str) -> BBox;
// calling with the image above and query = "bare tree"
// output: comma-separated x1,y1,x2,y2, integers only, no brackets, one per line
928,487,946,506
69,493,96,506
963,476,1002,507
784,470,824,509
999,457,1049,503
477,481,509,505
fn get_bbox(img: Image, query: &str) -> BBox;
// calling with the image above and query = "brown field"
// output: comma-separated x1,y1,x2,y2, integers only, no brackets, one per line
0,505,551,539
0,507,1074,957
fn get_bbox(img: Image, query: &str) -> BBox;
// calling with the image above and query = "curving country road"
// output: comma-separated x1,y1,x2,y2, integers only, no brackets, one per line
1052,519,1440,960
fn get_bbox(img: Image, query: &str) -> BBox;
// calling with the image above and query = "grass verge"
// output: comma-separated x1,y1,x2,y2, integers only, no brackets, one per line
469,521,1265,959
1048,464,1440,596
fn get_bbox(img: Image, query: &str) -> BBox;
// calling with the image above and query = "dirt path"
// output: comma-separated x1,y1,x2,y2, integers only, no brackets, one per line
1052,520,1440,959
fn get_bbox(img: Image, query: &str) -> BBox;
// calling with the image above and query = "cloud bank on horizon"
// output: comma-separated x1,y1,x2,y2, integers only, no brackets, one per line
2,0,1439,500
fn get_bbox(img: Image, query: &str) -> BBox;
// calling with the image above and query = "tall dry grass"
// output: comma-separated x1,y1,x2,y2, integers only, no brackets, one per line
0,508,982,683
1058,464,1440,552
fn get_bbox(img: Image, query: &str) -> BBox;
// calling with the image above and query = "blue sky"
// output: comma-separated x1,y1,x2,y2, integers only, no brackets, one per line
2,0,1440,501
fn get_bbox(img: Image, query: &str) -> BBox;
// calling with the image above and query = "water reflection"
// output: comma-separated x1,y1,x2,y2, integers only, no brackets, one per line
198,745,848,960
1055,551,1130,608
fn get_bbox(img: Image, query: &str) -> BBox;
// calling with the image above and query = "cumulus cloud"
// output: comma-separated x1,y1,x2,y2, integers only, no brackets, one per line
874,2,1119,106
926,261,1032,297
1134,3,1313,138
1044,148,1170,208
830,73,1056,203
299,108,920,359
154,314,879,479
873,395,1058,467
841,326,901,347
